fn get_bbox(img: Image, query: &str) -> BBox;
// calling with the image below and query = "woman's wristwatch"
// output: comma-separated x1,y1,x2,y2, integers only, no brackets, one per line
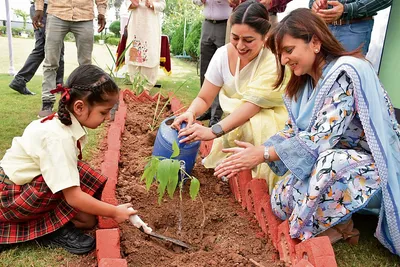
263,146,270,162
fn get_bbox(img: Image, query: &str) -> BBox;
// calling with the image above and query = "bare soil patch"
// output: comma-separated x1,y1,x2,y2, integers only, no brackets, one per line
116,98,281,267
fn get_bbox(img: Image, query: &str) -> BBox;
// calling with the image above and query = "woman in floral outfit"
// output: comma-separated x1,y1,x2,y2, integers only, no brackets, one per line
214,8,400,256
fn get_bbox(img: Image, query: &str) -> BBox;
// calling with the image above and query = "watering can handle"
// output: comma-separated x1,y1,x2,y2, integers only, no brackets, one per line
128,208,153,234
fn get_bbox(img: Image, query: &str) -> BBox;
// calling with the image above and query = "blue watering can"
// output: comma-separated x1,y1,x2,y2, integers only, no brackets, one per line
152,116,200,175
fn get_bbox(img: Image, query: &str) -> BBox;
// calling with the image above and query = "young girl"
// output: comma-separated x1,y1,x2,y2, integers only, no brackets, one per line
0,65,136,254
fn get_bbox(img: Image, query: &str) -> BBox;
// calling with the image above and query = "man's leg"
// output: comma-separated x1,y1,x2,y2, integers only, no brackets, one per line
329,20,374,55
209,22,227,126
56,45,65,85
40,14,69,117
9,3,45,95
198,20,218,123
71,20,94,66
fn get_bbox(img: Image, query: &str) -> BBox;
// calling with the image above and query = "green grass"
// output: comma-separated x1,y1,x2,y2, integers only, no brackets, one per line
0,74,104,159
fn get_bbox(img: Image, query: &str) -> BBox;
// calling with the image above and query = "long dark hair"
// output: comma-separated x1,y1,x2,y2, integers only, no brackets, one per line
57,65,119,125
230,0,271,37
266,8,362,99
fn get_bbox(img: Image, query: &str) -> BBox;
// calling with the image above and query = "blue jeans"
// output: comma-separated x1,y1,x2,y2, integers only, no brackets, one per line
11,4,64,89
329,19,374,55
42,15,94,103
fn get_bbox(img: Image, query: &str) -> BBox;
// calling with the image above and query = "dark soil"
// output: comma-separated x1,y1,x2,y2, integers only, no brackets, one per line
116,98,281,267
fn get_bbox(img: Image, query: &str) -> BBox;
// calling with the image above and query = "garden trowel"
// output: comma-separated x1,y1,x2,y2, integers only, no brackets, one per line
128,208,191,249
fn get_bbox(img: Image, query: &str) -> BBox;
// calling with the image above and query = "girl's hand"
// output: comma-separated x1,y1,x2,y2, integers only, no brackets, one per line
214,140,264,179
130,0,139,7
178,123,216,143
171,111,196,131
113,203,138,223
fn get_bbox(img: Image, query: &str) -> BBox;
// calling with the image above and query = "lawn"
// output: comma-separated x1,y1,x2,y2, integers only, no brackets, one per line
1,58,400,266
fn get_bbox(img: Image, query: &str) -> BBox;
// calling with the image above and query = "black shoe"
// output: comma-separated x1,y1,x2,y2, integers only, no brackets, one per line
38,101,54,118
9,80,35,95
38,223,95,255
196,110,211,121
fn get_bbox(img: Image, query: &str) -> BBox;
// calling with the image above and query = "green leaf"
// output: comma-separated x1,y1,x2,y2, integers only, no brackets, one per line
171,140,180,158
141,157,159,191
189,177,200,200
156,160,170,204
167,159,180,199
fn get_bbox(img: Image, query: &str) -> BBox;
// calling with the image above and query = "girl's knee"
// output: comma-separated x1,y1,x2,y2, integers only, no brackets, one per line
71,212,97,229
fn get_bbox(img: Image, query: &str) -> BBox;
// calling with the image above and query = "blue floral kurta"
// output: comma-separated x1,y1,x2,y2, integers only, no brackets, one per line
266,70,381,240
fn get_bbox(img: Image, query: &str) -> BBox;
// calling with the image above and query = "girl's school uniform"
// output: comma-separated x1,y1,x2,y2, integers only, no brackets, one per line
0,114,107,244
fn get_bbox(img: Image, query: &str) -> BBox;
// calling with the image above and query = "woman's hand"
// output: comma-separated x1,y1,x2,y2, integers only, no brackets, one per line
171,111,196,131
113,203,138,223
130,0,139,8
178,123,216,143
145,0,154,9
214,140,265,179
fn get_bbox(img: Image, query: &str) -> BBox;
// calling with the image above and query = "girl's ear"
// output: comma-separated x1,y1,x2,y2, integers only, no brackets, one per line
72,100,86,117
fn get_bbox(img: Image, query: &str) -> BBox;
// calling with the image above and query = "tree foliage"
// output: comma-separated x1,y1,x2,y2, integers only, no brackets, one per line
109,20,121,37
13,9,29,31
163,0,203,43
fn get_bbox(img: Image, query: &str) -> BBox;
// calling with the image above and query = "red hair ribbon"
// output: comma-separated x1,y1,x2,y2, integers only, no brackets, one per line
50,84,71,102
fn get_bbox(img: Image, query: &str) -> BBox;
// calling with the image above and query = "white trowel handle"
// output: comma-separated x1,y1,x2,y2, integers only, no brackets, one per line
128,207,153,234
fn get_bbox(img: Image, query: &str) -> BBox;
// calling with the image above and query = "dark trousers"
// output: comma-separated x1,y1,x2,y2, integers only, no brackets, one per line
11,4,64,89
200,20,226,126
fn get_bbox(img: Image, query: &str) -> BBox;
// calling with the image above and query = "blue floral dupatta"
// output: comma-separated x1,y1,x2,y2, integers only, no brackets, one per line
320,56,400,255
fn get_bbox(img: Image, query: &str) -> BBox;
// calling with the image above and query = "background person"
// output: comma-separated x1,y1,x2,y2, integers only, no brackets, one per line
125,0,166,90
215,9,400,255
310,0,393,55
194,0,232,127
33,0,107,118
172,1,288,192
9,0,64,96
0,65,136,254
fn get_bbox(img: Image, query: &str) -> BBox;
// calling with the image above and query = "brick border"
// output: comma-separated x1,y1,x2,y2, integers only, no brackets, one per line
95,89,338,267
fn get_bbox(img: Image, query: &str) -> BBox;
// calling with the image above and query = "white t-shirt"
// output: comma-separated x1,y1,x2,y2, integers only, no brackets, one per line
0,114,87,193
204,45,234,87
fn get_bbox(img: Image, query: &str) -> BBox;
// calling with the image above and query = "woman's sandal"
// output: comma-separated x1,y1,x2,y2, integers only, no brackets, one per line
318,218,360,245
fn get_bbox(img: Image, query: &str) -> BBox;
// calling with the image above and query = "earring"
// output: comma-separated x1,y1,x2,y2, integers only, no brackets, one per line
315,49,319,53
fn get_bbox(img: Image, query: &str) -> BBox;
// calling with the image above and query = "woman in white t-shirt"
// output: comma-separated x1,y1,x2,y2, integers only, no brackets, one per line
172,0,288,192
0,65,136,254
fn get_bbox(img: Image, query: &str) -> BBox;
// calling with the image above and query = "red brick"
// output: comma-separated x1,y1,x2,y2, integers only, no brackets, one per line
96,229,121,261
295,237,337,267
122,89,139,102
103,150,120,166
228,173,241,202
254,194,282,247
101,160,119,183
244,178,266,212
138,91,155,102
294,259,314,267
152,92,165,101
114,107,127,133
170,97,185,113
101,180,117,200
277,220,300,265
98,216,118,229
107,125,121,151
199,140,213,158
99,258,128,267
238,170,253,209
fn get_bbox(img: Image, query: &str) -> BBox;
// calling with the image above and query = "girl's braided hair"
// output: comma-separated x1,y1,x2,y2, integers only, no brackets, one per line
57,65,119,126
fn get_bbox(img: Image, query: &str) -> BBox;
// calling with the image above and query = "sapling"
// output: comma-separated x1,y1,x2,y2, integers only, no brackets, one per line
141,140,200,203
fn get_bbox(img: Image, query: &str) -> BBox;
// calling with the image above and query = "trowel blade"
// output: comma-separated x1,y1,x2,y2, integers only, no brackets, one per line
138,226,191,249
